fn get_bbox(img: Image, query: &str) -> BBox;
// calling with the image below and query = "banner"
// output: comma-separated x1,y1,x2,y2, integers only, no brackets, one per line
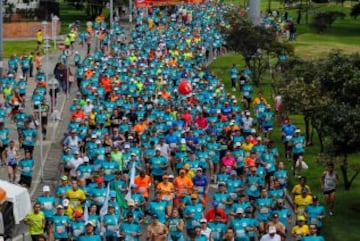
135,0,204,8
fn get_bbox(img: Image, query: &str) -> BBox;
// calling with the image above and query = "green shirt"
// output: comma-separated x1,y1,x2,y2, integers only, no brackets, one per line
25,211,45,235
111,151,123,170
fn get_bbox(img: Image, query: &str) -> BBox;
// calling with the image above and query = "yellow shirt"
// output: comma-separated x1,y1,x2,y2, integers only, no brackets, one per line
241,142,254,153
66,189,86,213
291,224,310,237
291,184,312,197
25,211,45,235
294,195,313,216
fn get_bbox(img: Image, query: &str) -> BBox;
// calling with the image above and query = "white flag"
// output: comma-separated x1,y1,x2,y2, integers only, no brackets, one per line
99,183,110,218
125,161,136,200
83,201,89,222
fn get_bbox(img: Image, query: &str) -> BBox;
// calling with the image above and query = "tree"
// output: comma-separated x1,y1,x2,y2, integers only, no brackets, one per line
309,11,345,33
350,3,360,19
277,51,360,190
219,10,293,86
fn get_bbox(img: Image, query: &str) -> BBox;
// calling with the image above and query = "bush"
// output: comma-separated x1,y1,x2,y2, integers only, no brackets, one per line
310,11,344,33
350,3,360,19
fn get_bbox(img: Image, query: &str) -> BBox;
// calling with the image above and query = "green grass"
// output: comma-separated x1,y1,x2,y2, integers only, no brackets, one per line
3,40,37,58
58,1,88,34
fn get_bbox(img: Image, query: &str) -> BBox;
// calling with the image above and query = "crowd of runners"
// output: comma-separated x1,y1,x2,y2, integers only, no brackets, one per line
0,2,336,241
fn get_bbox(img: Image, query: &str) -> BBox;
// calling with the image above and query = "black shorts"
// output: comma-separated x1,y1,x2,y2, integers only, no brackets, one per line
23,145,35,154
41,117,48,125
7,161,17,168
324,189,336,195
45,217,53,230
236,167,244,176
19,174,32,187
152,174,163,183
63,167,71,173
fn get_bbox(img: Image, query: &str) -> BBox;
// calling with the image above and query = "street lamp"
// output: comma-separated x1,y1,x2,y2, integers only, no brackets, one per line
48,76,59,117
43,36,50,83
41,20,48,36
51,15,59,49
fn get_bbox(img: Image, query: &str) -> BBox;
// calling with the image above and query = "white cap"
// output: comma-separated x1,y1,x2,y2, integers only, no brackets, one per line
236,208,244,214
180,139,186,144
200,218,207,223
85,221,95,227
62,199,70,206
235,142,241,147
124,144,130,149
56,205,64,209
43,185,50,192
295,129,301,133
131,152,136,156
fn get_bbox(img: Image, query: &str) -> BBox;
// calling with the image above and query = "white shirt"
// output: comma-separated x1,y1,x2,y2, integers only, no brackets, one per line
69,157,84,177
200,227,212,240
260,233,281,241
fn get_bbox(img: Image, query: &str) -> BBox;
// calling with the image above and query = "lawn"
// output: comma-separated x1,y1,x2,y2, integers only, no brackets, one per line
3,40,37,58
209,51,360,241
208,2,360,238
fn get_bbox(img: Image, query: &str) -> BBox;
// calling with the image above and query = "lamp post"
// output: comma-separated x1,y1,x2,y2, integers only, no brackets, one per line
43,36,50,82
51,15,59,49
41,20,48,37
48,76,58,115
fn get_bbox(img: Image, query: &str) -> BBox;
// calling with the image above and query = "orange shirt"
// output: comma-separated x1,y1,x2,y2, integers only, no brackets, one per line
134,175,151,198
174,176,193,197
161,91,171,100
157,182,175,200
133,123,147,135
245,157,256,167
100,76,112,93
72,111,85,120
84,70,94,79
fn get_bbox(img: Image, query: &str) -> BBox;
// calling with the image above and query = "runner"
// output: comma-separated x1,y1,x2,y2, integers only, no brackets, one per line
320,163,338,216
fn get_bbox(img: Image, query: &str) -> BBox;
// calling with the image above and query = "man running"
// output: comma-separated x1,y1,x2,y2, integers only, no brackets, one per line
320,163,338,216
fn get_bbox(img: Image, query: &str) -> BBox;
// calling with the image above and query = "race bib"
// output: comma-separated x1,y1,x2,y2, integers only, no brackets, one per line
108,225,118,232
23,167,31,172
43,202,53,210
74,229,83,236
250,185,257,191
56,226,65,233
236,229,246,238
96,197,105,203
260,207,269,214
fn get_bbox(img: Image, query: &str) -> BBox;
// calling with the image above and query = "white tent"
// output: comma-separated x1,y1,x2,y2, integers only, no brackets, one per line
0,181,31,224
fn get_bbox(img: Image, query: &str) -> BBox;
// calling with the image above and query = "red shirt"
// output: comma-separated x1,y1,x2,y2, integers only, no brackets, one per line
205,207,228,223
195,117,208,129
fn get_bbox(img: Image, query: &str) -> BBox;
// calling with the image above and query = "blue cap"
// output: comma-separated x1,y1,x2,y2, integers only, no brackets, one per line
212,200,219,207
110,191,116,198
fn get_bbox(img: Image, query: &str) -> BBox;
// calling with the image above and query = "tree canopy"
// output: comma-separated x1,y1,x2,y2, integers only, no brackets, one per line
219,10,293,86
277,51,360,190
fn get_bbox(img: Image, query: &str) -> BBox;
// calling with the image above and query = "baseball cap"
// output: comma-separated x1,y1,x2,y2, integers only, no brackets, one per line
191,194,198,199
131,152,136,156
236,208,244,214
85,221,95,227
196,167,203,172
131,184,138,188
230,170,237,176
200,218,207,223
212,200,219,207
168,174,174,179
60,175,68,181
56,205,64,209
74,211,82,218
298,216,306,221
110,191,116,198
295,129,301,133
43,185,50,192
96,177,104,184
127,199,135,206
235,142,241,147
